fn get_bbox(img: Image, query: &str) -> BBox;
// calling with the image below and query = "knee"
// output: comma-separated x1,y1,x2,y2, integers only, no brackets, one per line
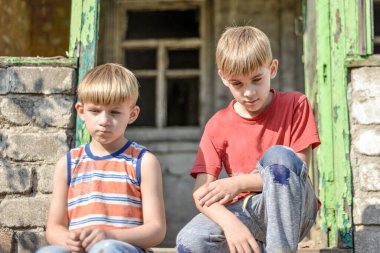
176,227,208,253
259,145,304,176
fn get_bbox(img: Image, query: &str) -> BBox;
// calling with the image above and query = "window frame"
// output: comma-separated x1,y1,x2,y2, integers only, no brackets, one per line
100,0,213,131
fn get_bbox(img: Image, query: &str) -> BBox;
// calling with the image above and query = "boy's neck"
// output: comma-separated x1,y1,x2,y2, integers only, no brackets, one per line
89,137,128,156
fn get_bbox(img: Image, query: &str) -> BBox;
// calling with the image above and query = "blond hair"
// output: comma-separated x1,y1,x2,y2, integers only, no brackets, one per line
77,63,139,105
216,26,272,77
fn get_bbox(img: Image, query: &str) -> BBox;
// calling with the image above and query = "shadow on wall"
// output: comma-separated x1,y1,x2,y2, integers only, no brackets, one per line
354,204,380,253
0,69,76,251
1,70,75,192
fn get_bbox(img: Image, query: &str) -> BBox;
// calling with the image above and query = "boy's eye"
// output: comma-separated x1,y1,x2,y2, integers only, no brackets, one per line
252,78,262,83
111,111,121,114
231,82,242,86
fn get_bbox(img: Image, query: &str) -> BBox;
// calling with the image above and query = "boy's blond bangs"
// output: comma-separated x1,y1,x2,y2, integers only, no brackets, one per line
78,63,139,105
216,26,272,77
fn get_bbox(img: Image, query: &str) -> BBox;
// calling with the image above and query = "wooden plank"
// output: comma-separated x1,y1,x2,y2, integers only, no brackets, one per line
156,44,167,128
329,0,353,248
314,0,336,246
72,0,100,146
0,56,77,68
68,0,83,58
122,38,202,49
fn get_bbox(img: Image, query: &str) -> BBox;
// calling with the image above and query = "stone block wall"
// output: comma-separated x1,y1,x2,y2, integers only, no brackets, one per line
349,67,380,253
0,65,76,252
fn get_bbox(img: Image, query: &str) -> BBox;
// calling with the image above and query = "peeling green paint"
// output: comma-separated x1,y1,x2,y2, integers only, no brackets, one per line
0,57,77,67
69,0,100,146
302,0,365,247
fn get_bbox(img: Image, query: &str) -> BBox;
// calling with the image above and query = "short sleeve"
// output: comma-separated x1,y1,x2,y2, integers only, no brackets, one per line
190,128,223,179
290,97,321,152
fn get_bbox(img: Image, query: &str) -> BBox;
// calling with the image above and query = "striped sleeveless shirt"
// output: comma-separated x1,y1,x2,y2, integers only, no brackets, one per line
66,140,147,231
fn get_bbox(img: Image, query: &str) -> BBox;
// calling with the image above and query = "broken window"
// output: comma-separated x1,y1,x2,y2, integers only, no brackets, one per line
98,0,212,129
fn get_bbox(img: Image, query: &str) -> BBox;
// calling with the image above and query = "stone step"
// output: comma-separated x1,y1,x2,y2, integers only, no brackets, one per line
151,248,353,253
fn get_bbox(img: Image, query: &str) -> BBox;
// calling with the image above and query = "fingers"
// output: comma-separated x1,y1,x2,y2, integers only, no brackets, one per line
218,194,232,205
80,228,107,252
248,238,262,253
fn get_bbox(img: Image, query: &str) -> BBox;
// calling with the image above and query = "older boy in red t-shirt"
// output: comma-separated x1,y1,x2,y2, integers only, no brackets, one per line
177,26,320,253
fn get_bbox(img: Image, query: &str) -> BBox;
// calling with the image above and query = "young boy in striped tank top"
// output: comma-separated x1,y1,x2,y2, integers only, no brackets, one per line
37,63,166,253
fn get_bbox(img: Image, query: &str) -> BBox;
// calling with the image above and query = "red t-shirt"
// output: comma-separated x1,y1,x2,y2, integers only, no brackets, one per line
191,89,321,202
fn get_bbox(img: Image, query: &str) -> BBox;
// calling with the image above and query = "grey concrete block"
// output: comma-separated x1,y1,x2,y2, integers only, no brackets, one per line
0,160,32,193
0,68,10,94
17,231,47,253
353,195,380,225
354,225,380,253
37,164,55,193
359,162,380,191
0,95,75,128
351,67,380,96
0,196,50,227
5,131,70,162
353,129,380,156
9,67,76,94
351,97,380,124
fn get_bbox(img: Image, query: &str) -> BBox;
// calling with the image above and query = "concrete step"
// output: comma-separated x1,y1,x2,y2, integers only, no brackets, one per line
151,248,353,253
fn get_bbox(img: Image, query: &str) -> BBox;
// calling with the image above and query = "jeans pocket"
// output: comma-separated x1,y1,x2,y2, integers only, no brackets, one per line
299,218,315,240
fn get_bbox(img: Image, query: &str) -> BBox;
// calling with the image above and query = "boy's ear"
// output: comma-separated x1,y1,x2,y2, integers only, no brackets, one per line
128,105,140,124
218,70,229,87
270,59,279,79
75,102,85,120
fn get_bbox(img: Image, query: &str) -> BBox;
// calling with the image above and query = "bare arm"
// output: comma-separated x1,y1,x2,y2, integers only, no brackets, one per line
296,145,312,169
193,174,261,253
46,155,83,252
99,152,166,249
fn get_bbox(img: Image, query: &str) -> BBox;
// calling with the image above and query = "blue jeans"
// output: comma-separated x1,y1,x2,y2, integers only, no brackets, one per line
176,145,318,253
35,239,146,253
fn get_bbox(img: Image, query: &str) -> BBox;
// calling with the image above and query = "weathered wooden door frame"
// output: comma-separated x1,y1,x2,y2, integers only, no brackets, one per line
303,0,374,248
69,0,100,146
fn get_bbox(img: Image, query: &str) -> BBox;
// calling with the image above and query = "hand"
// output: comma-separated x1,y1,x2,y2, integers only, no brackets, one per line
197,177,240,206
222,219,262,253
79,228,108,252
66,230,84,253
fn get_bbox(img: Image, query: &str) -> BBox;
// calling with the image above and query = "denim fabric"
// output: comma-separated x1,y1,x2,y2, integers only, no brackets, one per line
36,239,146,253
176,145,318,253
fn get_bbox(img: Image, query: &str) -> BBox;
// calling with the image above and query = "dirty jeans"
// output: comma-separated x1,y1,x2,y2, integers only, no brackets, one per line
176,145,318,253
35,239,146,253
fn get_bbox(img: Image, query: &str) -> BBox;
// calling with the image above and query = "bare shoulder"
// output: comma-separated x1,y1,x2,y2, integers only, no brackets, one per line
140,151,161,172
140,151,162,185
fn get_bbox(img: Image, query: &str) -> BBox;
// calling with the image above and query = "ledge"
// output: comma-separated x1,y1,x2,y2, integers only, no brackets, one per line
346,55,380,68
0,56,78,68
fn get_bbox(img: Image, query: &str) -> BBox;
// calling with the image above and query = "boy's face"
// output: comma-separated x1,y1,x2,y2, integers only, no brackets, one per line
219,60,278,118
75,100,139,148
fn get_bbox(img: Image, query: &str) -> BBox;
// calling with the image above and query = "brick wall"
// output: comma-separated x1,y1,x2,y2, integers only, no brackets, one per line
349,67,380,253
0,65,76,252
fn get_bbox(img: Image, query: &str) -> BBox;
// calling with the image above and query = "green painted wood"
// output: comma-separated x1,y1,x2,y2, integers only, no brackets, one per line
0,56,77,67
365,0,373,54
329,0,352,247
69,0,83,58
69,0,100,146
313,0,336,246
303,0,363,247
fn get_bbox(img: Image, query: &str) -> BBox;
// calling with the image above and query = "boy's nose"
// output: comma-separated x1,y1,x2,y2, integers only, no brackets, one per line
244,83,257,96
99,112,110,126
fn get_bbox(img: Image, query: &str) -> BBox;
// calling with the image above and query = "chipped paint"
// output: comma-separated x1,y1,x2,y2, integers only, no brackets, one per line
334,9,341,44
303,0,358,247
69,0,100,146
